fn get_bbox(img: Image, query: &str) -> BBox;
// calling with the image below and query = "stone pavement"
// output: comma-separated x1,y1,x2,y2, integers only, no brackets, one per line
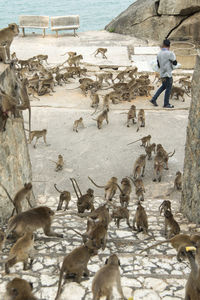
0,188,199,300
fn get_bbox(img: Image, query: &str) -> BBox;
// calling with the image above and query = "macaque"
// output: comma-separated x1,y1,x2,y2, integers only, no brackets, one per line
145,143,156,160
93,108,109,129
133,154,147,179
164,209,180,238
28,129,48,148
54,184,71,210
88,176,118,201
127,135,151,147
133,201,148,234
5,277,37,300
92,254,127,300
127,105,136,127
136,109,145,132
159,200,171,215
174,171,182,190
92,48,107,59
73,117,85,132
111,206,131,228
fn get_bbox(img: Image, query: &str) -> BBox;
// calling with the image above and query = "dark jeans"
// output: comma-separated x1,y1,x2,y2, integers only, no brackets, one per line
152,77,173,106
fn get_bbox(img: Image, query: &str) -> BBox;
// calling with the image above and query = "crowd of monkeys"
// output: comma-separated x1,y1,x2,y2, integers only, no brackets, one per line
0,23,197,300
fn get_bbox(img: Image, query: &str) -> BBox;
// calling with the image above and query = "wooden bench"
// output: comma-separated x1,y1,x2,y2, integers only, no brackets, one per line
51,15,80,37
19,15,49,38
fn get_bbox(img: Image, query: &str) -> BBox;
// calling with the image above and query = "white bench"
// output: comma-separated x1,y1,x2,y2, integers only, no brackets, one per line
19,15,49,38
51,15,80,37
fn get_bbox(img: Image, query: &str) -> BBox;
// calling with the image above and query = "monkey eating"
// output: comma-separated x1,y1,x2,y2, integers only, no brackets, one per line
0,182,33,216
92,254,127,300
54,183,71,210
6,206,63,238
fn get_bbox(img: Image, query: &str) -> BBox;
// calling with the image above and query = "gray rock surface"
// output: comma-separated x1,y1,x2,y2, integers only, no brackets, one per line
181,51,200,222
105,0,200,42
0,65,33,220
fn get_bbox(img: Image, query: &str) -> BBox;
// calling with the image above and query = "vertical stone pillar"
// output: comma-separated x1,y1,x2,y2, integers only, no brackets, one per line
181,51,200,223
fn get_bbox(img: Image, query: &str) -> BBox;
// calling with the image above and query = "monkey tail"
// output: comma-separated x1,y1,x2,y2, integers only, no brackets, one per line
113,182,123,194
168,149,175,158
139,239,169,254
92,118,97,121
54,184,63,194
55,268,64,300
0,183,14,205
60,52,67,56
127,138,141,146
68,228,83,236
70,178,81,200
91,50,97,55
88,177,105,189
72,178,83,197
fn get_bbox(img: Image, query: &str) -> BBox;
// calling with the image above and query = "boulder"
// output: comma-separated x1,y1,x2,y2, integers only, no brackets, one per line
105,0,200,42
158,0,200,15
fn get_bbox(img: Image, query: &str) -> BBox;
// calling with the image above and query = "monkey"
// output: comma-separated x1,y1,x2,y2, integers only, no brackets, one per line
174,171,182,191
88,176,118,201
11,51,17,61
128,67,138,80
114,70,128,83
111,206,131,229
92,48,107,59
102,94,110,111
133,201,148,234
127,105,136,127
35,54,48,64
4,277,37,300
0,182,33,216
6,206,63,238
118,177,132,207
0,43,8,63
55,240,98,300
140,233,200,257
145,143,156,160
156,144,175,170
163,209,180,238
107,90,122,104
92,254,127,300
54,184,71,210
51,154,64,172
27,129,48,148
133,154,147,179
0,89,18,119
170,86,189,102
70,178,94,213
61,51,77,57
179,78,191,93
5,231,34,274
0,229,5,251
89,89,100,111
159,200,172,215
79,78,94,85
153,151,165,182
136,109,145,132
0,105,9,131
73,117,85,132
129,177,145,202
67,54,83,67
0,23,19,61
183,242,200,299
135,187,145,202
127,134,151,147
93,108,109,129
95,72,114,85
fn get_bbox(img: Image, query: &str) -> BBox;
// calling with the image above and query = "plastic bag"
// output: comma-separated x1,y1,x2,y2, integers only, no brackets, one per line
150,60,159,72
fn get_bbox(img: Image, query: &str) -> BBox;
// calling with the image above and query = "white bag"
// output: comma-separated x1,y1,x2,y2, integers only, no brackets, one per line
150,59,159,72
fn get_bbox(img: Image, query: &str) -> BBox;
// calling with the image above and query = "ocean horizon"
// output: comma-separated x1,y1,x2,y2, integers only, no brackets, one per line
0,0,135,33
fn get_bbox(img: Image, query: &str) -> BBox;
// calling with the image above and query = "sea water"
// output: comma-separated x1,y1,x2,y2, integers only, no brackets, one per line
0,0,135,33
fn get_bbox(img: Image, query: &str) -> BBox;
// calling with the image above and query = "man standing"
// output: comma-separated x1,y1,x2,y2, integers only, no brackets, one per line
150,39,177,108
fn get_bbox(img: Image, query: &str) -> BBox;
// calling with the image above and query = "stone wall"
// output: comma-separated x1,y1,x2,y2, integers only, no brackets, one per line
181,51,200,223
105,0,200,42
0,64,33,221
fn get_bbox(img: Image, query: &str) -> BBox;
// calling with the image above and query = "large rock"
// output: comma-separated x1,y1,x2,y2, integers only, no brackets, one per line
158,0,200,15
105,0,200,42
181,51,200,223
0,64,33,220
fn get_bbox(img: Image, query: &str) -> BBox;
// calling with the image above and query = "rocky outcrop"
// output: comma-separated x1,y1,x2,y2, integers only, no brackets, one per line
105,0,200,42
0,64,33,220
181,51,200,223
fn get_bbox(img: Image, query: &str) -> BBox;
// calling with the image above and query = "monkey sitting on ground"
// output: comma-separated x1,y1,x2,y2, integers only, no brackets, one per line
133,154,147,179
127,105,136,127
6,206,63,238
92,254,127,300
174,171,182,191
118,177,132,207
133,201,148,234
111,206,131,229
55,240,98,300
73,117,85,132
93,108,109,129
54,184,71,210
4,277,38,300
164,209,180,238
136,109,145,132
92,48,107,59
88,176,118,201
70,178,94,213
0,182,33,216
5,231,34,274
27,129,48,148
145,143,156,160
